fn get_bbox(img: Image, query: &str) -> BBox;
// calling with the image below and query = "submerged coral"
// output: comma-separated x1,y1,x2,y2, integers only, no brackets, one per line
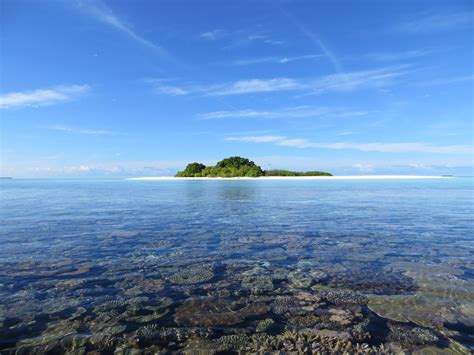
167,264,214,284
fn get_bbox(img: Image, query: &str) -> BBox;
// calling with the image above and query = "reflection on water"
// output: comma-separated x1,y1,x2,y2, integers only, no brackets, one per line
0,179,473,353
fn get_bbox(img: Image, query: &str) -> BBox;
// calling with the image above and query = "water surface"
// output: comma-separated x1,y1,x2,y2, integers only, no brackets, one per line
1,178,473,353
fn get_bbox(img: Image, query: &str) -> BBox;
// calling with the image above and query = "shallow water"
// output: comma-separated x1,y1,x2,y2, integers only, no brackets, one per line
0,178,473,353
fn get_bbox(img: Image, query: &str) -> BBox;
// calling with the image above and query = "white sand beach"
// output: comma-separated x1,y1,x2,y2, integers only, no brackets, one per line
127,175,453,181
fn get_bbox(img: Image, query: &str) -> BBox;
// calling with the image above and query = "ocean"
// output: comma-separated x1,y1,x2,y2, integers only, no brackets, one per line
1,178,473,353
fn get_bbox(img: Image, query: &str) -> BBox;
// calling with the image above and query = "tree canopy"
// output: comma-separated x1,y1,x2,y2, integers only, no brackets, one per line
216,156,257,169
175,162,206,177
175,156,331,177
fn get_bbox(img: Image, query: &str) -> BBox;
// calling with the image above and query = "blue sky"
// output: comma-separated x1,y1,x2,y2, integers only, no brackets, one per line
1,0,473,177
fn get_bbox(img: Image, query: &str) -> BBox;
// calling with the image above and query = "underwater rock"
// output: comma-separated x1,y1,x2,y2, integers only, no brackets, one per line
241,330,385,354
328,308,356,325
320,290,368,305
140,278,165,292
350,318,371,342
135,324,159,342
237,234,303,245
134,325,209,345
241,276,274,295
256,318,275,332
368,294,458,328
288,271,314,288
387,322,439,346
272,296,300,315
174,297,266,327
167,264,214,284
327,269,416,295
215,334,250,351
287,314,320,327
288,269,329,289
93,299,127,313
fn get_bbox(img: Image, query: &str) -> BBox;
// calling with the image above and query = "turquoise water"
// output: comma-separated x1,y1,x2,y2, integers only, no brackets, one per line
0,178,473,353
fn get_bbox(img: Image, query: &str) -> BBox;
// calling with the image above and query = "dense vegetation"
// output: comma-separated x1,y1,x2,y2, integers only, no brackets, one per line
175,156,332,177
264,169,332,176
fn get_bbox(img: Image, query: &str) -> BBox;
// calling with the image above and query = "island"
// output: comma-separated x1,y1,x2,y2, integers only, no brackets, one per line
175,156,332,178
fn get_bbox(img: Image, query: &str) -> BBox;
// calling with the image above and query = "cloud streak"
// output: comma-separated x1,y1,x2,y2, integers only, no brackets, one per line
233,54,323,66
48,125,114,135
417,75,474,86
0,85,90,109
78,0,169,56
394,10,473,33
279,8,343,74
152,66,408,97
226,135,473,154
366,48,436,62
199,106,369,120
199,28,284,47
226,135,285,143
206,78,301,96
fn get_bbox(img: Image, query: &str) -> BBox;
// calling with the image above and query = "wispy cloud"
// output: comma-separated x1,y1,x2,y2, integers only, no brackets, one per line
200,29,227,41
226,135,473,154
366,48,436,62
199,106,369,120
206,78,302,95
0,85,90,109
48,125,114,135
394,10,473,33
307,66,409,94
151,66,408,97
154,86,190,96
233,54,323,66
199,28,284,47
279,8,343,74
23,159,209,177
226,135,285,143
417,75,474,86
78,0,169,56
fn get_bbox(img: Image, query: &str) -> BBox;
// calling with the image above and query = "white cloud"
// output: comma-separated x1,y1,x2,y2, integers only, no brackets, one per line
352,163,375,173
280,9,343,74
48,125,114,135
394,10,473,33
209,78,301,95
200,106,327,119
311,142,474,154
233,54,323,66
225,135,286,143
78,0,168,56
152,66,408,97
226,135,473,154
199,106,368,120
366,49,435,62
278,138,316,148
22,159,208,177
200,29,227,40
0,85,90,109
308,66,408,94
417,75,474,86
199,28,283,47
154,86,189,96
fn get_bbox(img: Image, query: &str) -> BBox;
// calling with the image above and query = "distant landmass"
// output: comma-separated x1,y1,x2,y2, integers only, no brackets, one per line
175,156,332,178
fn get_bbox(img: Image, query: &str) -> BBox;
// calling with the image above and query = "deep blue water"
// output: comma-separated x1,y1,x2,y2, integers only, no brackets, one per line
0,178,473,353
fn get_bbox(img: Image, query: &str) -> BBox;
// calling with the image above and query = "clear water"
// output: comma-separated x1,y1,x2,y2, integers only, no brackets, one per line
0,178,473,353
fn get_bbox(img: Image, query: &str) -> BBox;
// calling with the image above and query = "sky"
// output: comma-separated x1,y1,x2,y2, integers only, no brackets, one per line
0,0,473,177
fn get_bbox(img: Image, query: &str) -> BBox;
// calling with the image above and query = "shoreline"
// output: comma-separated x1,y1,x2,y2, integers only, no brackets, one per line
127,175,453,181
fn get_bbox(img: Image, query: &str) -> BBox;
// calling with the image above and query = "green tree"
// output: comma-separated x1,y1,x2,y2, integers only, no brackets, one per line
175,156,329,178
216,156,256,169
175,162,206,177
